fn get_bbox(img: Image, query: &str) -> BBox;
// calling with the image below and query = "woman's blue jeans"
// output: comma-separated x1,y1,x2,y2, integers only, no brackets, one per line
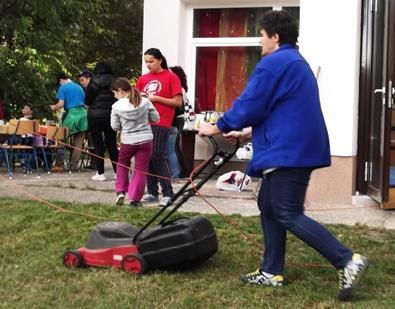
167,126,180,179
258,168,353,275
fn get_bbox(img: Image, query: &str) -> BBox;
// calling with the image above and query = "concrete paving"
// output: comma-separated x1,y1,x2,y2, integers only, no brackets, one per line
1,168,395,230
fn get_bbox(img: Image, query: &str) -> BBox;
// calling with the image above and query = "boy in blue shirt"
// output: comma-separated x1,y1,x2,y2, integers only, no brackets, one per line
50,73,88,172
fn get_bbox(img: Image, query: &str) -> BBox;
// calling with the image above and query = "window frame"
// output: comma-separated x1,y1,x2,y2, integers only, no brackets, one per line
185,3,300,111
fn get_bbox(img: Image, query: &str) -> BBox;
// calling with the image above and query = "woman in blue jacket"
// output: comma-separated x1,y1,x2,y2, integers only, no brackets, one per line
199,10,368,301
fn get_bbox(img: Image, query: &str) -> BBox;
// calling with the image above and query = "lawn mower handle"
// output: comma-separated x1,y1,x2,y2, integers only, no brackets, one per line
132,135,239,243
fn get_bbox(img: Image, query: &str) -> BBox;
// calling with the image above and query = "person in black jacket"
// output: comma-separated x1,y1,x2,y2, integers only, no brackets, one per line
85,61,119,181
168,66,189,178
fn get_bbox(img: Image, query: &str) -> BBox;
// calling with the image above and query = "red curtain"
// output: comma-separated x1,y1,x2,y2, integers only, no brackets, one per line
195,10,220,111
196,47,219,112
195,9,249,112
216,9,248,111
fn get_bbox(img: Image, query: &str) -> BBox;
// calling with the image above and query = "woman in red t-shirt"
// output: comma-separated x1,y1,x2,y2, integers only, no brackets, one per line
136,48,182,206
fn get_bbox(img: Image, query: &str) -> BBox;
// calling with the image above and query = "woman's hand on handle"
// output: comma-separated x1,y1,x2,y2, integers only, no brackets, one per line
222,131,244,145
222,127,252,145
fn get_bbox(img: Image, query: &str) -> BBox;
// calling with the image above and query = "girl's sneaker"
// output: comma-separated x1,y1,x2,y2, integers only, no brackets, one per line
115,192,125,205
129,201,143,208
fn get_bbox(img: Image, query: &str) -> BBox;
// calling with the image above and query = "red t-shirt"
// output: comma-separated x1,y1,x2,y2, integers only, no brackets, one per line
136,70,182,128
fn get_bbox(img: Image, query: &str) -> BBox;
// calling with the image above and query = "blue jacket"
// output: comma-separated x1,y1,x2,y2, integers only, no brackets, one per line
216,44,331,177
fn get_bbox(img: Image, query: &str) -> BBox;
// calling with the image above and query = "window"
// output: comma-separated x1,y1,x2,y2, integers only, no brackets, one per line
193,8,272,38
192,6,300,112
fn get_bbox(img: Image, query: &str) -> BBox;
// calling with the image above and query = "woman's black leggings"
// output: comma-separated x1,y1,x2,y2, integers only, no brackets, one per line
88,116,119,175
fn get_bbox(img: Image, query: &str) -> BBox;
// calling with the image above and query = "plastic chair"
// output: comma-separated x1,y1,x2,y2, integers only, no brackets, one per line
78,135,95,172
0,119,41,178
36,125,70,174
0,124,11,172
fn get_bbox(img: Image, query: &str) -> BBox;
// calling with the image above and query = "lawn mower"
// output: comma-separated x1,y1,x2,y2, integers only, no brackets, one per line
63,136,238,275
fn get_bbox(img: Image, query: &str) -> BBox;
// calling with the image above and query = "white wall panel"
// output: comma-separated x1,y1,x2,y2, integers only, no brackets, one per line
299,0,361,156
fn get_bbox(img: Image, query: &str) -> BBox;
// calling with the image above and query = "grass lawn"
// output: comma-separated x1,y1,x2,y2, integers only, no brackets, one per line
1,197,395,308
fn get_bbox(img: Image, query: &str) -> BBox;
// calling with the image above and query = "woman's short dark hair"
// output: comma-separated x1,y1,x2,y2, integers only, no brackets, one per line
78,70,93,78
144,48,168,70
259,10,299,46
56,72,68,85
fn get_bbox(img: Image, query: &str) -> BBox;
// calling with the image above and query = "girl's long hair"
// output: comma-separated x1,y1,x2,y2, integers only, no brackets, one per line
111,77,141,107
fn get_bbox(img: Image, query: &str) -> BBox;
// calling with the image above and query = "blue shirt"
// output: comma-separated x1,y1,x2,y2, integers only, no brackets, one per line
216,44,331,177
57,81,85,111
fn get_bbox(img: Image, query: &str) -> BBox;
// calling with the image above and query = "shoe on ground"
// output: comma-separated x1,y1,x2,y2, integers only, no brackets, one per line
51,166,64,173
337,253,369,301
159,196,172,207
115,192,125,206
240,269,284,286
141,194,159,203
91,172,106,181
129,200,143,208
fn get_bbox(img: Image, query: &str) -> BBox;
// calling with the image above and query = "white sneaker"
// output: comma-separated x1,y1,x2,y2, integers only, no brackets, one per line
115,192,125,206
240,269,284,286
91,173,106,181
159,196,172,207
337,253,369,300
141,194,159,203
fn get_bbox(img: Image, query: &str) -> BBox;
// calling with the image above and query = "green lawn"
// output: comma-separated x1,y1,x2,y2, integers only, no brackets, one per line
1,198,394,308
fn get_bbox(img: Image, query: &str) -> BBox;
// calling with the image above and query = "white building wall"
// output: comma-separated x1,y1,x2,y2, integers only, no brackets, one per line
299,0,361,156
142,0,183,73
142,0,362,157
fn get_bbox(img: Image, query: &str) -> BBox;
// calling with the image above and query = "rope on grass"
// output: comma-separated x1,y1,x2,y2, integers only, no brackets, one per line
187,158,264,250
2,129,376,269
0,173,122,221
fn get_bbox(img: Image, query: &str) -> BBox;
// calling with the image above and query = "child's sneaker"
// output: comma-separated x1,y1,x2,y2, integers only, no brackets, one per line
240,269,283,286
115,192,125,206
337,253,369,301
141,194,159,203
129,201,143,208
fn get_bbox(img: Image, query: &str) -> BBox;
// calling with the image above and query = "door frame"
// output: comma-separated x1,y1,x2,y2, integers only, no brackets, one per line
357,0,395,203
357,0,373,195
